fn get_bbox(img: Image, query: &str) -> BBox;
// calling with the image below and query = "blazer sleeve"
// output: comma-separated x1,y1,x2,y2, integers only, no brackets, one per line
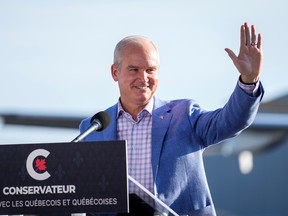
194,81,264,146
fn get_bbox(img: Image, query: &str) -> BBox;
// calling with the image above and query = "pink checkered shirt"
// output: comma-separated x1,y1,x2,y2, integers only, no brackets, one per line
117,99,154,200
238,79,260,96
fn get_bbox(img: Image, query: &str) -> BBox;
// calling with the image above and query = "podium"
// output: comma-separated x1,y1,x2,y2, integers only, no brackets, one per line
0,141,128,215
0,141,180,216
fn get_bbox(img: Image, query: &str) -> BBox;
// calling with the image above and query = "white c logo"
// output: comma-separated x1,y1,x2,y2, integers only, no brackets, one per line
26,149,51,181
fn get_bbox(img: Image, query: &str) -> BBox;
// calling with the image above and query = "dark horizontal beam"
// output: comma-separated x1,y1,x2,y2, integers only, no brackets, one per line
252,113,288,129
0,114,84,129
1,112,288,130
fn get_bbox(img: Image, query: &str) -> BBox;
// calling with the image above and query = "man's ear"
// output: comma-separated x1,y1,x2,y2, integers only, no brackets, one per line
111,64,119,81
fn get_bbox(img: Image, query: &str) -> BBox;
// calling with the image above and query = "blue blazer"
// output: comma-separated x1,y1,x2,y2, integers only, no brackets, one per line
79,83,264,216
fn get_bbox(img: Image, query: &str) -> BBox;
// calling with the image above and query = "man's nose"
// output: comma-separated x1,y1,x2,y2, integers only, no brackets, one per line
139,70,149,82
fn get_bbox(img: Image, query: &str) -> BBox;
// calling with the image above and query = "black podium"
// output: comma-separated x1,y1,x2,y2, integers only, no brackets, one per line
0,141,128,215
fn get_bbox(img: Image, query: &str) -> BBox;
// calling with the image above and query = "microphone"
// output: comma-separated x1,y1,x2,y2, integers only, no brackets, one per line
71,111,111,143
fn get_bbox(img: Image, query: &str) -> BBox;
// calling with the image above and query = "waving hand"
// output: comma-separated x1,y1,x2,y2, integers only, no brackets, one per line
225,22,263,84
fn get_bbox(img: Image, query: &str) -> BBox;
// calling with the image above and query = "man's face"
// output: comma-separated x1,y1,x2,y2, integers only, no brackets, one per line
111,41,160,110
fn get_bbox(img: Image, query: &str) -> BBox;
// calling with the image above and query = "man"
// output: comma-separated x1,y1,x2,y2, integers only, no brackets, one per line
80,22,264,215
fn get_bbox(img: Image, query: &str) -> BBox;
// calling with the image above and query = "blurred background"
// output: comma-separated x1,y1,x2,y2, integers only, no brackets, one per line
0,0,287,215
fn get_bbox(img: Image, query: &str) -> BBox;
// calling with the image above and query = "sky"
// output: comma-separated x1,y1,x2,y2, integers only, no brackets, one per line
0,3,287,215
0,0,287,124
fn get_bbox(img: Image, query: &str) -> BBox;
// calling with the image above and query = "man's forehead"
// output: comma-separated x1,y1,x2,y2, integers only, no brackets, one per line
126,64,158,69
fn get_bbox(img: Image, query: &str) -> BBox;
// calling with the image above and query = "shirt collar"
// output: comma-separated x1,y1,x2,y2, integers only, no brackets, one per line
117,97,154,118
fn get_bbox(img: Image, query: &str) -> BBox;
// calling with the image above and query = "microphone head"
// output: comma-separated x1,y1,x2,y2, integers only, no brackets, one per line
90,111,111,131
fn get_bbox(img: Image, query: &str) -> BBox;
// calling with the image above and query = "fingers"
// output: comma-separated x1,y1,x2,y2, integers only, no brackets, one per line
244,22,251,46
257,33,262,49
240,23,252,46
240,24,246,47
240,22,261,48
251,25,256,46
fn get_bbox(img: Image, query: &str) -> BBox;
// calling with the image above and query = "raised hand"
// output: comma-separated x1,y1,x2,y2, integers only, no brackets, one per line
225,22,263,84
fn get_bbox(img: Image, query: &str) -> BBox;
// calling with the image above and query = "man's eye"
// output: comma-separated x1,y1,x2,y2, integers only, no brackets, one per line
146,69,156,73
130,68,138,72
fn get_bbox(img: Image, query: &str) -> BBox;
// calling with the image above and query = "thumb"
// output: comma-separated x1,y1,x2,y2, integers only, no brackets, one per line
224,48,237,63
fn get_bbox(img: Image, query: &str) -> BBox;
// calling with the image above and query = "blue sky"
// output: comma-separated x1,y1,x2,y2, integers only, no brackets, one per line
1,0,287,117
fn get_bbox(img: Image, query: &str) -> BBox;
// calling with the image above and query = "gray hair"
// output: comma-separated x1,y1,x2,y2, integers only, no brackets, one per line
113,35,159,69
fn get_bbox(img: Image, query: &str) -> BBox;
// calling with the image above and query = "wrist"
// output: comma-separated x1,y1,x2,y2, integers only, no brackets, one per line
240,75,259,84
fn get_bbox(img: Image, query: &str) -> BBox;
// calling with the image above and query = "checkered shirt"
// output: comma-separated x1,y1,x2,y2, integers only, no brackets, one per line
238,79,260,96
117,99,154,200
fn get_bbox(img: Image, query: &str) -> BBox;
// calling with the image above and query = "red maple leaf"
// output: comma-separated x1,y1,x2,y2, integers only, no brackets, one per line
35,158,47,171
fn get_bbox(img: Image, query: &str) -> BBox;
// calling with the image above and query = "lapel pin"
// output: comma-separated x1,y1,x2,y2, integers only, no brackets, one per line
159,115,164,120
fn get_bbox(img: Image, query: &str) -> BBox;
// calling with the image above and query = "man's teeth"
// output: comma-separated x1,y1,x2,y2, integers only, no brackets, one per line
136,86,148,89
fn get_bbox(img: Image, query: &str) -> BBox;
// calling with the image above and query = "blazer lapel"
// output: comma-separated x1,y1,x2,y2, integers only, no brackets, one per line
151,98,173,180
101,104,118,140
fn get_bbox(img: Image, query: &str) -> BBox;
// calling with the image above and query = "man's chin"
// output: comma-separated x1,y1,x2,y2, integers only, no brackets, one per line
135,95,152,104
